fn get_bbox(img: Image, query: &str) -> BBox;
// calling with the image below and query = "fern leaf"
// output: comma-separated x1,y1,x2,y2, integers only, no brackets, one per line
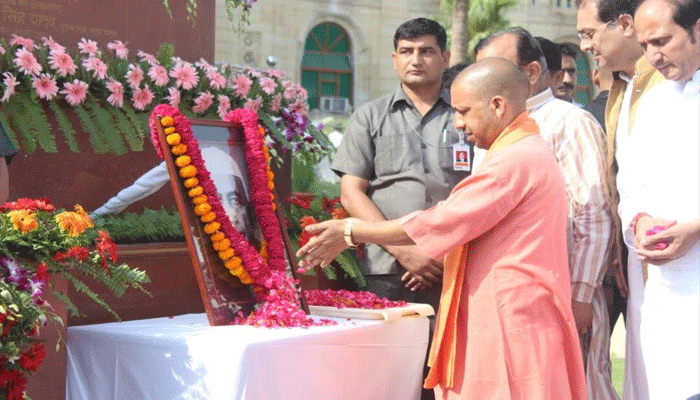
74,105,108,154
0,110,19,150
107,105,143,151
335,251,366,287
64,272,120,320
47,101,80,152
24,98,56,153
257,112,293,150
85,98,127,155
11,95,38,153
322,263,337,280
122,105,147,144
50,289,84,318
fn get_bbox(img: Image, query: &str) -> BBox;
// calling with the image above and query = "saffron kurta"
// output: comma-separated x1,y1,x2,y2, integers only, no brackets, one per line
401,116,586,400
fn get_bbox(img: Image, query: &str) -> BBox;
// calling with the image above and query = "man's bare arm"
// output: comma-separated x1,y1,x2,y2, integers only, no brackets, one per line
339,174,443,289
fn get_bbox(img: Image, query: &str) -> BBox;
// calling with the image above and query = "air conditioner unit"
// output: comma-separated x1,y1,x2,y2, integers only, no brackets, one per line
319,96,351,114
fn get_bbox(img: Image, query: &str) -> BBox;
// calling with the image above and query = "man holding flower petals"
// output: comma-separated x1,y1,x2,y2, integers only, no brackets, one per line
299,58,586,400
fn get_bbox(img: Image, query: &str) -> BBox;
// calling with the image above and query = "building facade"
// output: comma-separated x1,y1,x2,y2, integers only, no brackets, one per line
215,0,590,111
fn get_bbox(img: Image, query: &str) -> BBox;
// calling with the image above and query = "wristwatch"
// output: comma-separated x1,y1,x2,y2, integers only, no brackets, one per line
344,218,359,248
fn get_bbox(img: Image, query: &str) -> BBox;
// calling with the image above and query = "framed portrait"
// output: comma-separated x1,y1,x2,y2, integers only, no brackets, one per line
155,117,299,325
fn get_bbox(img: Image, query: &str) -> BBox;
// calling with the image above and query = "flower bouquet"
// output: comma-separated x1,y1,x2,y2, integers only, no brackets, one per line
0,198,149,399
286,194,365,287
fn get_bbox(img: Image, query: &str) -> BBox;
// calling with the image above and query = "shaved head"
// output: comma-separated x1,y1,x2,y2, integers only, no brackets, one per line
450,58,530,149
453,57,529,112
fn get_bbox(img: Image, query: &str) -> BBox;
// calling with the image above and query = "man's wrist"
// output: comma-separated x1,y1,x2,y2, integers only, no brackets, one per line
344,218,359,247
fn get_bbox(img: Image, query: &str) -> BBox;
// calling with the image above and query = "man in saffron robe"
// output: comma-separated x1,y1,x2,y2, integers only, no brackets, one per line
297,58,587,400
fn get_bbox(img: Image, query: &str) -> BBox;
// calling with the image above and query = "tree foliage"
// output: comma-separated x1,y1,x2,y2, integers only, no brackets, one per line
440,0,516,62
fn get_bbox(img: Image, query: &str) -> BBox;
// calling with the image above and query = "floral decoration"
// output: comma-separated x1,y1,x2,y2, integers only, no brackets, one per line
304,289,408,309
0,198,149,399
286,194,365,286
0,34,331,164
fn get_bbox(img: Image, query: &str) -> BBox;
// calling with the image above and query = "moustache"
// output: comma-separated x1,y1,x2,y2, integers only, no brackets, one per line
559,82,575,90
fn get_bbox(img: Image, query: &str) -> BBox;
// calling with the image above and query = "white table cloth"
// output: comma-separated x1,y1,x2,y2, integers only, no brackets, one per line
66,313,429,400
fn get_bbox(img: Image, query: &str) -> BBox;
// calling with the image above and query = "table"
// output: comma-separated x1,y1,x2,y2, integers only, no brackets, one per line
66,313,429,400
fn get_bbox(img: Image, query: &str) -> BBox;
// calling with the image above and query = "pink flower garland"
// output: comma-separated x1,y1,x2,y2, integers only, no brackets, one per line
223,109,287,273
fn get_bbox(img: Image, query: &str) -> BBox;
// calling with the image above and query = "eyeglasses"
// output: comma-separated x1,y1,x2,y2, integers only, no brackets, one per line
577,20,616,40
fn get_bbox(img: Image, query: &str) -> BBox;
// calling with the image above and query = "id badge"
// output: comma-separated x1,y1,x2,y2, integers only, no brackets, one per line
452,143,471,171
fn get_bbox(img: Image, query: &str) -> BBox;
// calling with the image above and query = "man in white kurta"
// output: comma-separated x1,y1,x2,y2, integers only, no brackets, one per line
616,0,700,397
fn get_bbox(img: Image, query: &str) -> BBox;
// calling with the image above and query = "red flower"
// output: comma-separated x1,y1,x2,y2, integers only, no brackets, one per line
0,366,26,400
18,342,45,372
299,215,317,229
0,312,17,336
95,230,118,271
36,262,49,284
0,197,55,212
321,195,340,214
53,246,90,262
288,195,313,209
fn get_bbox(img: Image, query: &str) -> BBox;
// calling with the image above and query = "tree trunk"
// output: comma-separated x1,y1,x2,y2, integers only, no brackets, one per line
450,0,470,65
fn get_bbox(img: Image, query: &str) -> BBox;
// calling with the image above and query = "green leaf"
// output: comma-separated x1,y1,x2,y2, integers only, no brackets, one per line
106,105,143,151
47,100,80,152
86,98,127,155
74,104,108,154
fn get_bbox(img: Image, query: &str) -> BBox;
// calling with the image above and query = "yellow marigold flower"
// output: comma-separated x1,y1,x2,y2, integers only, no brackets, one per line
267,170,274,181
74,204,94,228
183,177,199,188
188,186,203,197
194,203,212,216
230,265,245,276
164,127,176,134
192,195,208,205
8,210,38,233
166,133,181,145
258,127,265,136
55,211,88,237
213,238,231,251
171,144,187,155
218,248,235,261
204,221,220,234
160,116,174,127
267,181,274,190
201,211,216,223
239,274,253,285
210,231,225,242
179,165,197,178
225,257,242,270
271,202,277,211
175,155,191,168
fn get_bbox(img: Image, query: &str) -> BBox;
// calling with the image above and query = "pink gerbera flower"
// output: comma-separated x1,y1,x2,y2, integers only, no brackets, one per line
125,64,144,89
243,95,263,113
14,48,42,76
148,65,169,87
217,95,231,119
270,94,282,112
1,73,19,102
207,70,226,90
192,91,214,114
266,69,286,80
195,58,215,73
106,40,129,59
232,73,253,98
259,77,277,95
169,62,199,90
283,87,297,101
60,79,89,106
0,45,4,56
289,99,309,115
246,68,262,79
32,74,59,100
106,79,124,107
82,56,108,80
77,38,98,56
10,34,36,51
165,87,180,108
132,84,154,110
137,50,158,65
41,36,65,53
48,51,77,77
